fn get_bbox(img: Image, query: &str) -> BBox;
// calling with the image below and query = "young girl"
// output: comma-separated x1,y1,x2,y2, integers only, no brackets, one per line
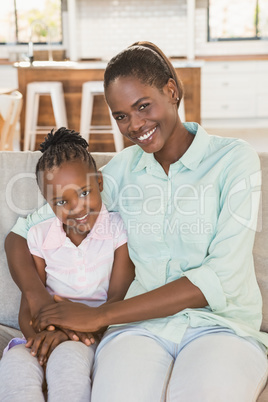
4,41,268,401
1,127,134,401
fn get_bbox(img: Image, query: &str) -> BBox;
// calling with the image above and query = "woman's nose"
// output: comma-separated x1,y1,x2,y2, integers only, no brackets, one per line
128,113,145,133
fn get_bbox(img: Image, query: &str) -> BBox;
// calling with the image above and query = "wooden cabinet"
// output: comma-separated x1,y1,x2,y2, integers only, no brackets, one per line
16,63,201,152
201,60,268,127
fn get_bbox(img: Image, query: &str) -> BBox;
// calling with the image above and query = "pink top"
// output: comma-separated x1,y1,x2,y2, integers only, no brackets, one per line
27,204,127,307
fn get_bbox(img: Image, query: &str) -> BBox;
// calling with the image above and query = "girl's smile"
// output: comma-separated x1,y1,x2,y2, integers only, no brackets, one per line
42,160,103,243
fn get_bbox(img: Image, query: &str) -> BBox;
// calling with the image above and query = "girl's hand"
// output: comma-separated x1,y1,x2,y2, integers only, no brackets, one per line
61,328,96,346
32,296,104,334
26,329,69,366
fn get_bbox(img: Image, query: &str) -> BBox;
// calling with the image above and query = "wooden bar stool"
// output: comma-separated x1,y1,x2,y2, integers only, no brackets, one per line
23,81,68,151
0,91,23,151
80,81,124,152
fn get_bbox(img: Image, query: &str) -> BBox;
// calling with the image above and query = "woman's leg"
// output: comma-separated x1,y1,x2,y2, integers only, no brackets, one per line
167,333,268,402
0,344,45,402
92,331,174,402
46,340,96,402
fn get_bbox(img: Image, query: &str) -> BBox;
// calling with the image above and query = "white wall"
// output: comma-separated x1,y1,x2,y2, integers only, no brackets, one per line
76,0,187,61
73,0,268,60
1,0,267,61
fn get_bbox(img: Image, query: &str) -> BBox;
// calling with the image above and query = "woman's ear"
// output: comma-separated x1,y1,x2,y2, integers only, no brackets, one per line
166,78,179,103
97,171,103,192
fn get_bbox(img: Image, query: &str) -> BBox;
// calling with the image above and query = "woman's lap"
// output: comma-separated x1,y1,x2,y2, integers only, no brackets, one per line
92,326,268,402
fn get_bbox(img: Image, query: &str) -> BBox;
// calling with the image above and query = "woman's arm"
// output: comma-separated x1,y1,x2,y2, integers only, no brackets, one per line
18,253,47,337
32,276,207,333
5,232,53,316
19,294,37,339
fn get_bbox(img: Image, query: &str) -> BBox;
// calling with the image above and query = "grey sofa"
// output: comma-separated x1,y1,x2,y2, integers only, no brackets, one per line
0,150,268,400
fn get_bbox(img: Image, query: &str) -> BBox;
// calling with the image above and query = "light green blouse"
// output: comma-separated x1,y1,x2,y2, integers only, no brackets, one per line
13,123,268,348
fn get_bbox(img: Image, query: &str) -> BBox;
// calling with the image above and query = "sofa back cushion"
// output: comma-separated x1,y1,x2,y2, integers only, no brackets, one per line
0,150,267,334
254,153,268,332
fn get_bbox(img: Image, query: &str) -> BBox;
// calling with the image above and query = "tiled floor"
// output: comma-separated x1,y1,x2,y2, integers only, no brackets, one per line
204,127,268,153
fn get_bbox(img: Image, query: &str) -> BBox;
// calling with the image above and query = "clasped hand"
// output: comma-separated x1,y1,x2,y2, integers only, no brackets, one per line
31,295,103,335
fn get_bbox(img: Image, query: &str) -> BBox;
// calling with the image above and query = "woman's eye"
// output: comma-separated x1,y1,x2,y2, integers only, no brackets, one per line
115,114,126,121
56,200,66,206
80,190,90,198
139,103,149,111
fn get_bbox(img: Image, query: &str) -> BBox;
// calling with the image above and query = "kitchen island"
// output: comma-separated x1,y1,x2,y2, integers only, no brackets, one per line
15,60,202,152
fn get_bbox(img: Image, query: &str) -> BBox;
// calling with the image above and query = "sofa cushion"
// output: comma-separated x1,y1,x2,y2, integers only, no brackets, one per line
0,150,267,333
254,153,268,332
0,151,42,329
0,324,22,356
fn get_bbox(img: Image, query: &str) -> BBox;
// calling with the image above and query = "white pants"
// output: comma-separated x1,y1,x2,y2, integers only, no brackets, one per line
92,327,268,402
0,340,96,402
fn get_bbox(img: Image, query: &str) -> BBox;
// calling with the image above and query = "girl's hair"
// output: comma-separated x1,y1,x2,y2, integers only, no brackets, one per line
36,127,97,183
104,41,184,108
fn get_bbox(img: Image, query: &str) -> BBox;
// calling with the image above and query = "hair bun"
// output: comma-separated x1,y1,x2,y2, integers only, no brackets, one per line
40,127,88,153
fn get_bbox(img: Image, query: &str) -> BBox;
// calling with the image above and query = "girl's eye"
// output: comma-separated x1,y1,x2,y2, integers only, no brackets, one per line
56,200,67,206
80,190,90,198
139,103,149,111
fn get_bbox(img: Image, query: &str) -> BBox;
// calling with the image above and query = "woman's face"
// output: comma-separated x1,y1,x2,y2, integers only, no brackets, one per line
105,76,179,154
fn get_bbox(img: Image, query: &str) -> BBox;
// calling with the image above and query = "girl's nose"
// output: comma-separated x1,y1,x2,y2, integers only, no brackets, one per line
69,196,84,213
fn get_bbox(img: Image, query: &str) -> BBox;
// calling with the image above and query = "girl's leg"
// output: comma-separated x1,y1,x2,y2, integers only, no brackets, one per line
0,344,45,402
167,333,268,402
92,331,174,402
46,340,96,402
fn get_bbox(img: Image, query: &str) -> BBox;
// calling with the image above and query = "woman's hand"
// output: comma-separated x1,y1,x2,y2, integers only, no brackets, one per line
32,296,104,334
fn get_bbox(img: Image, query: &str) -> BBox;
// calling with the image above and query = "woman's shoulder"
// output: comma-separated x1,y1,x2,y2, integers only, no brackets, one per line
102,145,143,173
209,135,260,168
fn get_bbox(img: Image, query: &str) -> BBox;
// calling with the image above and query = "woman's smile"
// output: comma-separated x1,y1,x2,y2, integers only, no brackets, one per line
135,126,157,144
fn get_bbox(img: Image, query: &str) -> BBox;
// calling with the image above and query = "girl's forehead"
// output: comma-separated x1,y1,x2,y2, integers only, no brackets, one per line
42,162,95,184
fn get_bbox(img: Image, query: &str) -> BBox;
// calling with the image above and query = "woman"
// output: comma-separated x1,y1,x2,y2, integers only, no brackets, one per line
4,42,268,401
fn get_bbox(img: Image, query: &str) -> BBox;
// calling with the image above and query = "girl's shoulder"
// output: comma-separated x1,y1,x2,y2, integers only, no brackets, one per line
28,216,59,238
107,211,127,237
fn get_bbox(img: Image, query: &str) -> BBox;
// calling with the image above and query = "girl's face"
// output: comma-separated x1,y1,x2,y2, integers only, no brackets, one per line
105,76,179,154
41,160,103,236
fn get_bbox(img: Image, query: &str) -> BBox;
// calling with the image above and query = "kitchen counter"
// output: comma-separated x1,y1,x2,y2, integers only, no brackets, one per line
15,60,201,151
15,59,204,69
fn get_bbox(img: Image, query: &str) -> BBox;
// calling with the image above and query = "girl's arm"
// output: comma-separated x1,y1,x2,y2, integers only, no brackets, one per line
106,243,135,304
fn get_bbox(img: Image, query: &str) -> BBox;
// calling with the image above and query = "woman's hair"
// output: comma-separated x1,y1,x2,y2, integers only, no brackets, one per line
36,127,97,184
104,41,184,108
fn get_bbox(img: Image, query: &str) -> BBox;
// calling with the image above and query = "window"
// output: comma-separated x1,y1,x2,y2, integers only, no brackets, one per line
0,0,62,44
208,0,268,41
